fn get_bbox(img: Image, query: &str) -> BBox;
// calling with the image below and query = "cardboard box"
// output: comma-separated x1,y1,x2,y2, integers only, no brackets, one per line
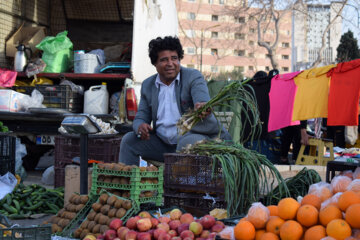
6,25,46,57
0,89,27,112
64,165,92,205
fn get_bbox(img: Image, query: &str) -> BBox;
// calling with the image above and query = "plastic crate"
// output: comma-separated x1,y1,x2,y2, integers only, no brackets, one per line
54,135,122,187
0,225,51,240
36,85,83,113
164,191,225,218
164,153,224,194
11,86,35,96
0,134,16,176
91,164,163,206
58,193,98,237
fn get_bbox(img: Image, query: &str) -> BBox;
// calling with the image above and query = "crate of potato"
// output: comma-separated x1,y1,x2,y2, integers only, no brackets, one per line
90,163,163,206
72,190,139,239
49,193,97,237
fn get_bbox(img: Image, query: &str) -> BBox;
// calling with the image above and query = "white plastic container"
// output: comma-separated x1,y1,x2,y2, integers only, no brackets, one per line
84,83,109,114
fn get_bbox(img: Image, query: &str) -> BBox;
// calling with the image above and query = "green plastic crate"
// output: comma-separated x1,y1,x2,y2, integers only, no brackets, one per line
58,193,98,237
90,164,163,206
0,225,51,240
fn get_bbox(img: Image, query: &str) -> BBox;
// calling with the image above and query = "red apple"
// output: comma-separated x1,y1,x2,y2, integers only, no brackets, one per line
177,223,189,234
180,213,194,224
117,227,129,240
158,216,171,224
200,230,210,239
156,222,170,232
189,222,203,236
158,233,171,240
168,230,177,238
211,224,224,233
151,217,159,228
207,232,217,240
97,235,105,240
169,209,182,220
138,211,152,219
126,217,140,230
109,219,123,230
147,229,155,238
154,228,167,239
104,229,117,240
200,215,215,229
125,230,137,240
137,232,152,240
183,238,194,240
195,238,206,240
180,230,195,240
215,221,225,228
169,220,181,230
137,218,152,232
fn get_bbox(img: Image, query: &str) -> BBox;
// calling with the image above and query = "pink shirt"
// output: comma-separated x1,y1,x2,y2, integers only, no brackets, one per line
268,71,301,132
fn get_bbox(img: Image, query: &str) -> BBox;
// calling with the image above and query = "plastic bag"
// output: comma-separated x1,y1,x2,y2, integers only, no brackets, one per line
218,226,234,240
36,31,73,73
320,192,342,210
353,167,360,179
15,138,26,173
41,166,54,185
20,89,45,111
308,182,333,202
330,175,352,194
347,179,360,192
0,68,17,87
340,170,354,179
246,202,270,229
0,172,17,200
345,126,358,145
60,79,84,95
110,91,121,115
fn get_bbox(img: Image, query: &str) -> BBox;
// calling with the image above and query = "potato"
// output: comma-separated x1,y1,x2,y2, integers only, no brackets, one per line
122,191,130,198
112,164,123,171
120,177,129,185
108,208,117,218
98,215,109,225
80,220,89,229
57,208,65,217
64,203,72,211
73,228,82,238
87,221,96,232
97,175,105,182
122,166,132,171
144,191,154,197
122,200,132,210
92,202,102,212
51,224,61,233
114,199,123,209
104,163,114,170
98,163,105,169
104,177,112,183
107,195,117,206
60,219,70,228
111,177,121,184
80,195,89,204
87,210,97,221
80,229,90,240
112,190,122,197
75,204,85,212
100,204,111,215
94,213,103,223
92,224,101,234
115,208,126,218
66,212,77,220
99,194,109,204
100,225,109,234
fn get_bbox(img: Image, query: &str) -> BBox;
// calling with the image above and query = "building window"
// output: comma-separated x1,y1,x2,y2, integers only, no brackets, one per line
235,16,246,23
235,33,245,40
234,66,244,72
249,28,255,33
211,66,218,72
211,48,218,55
187,12,196,20
249,66,254,70
249,16,255,21
282,42,289,48
211,32,218,38
282,55,289,60
219,0,225,4
248,52,254,58
234,49,245,56
185,30,196,38
265,66,270,71
249,40,254,45
212,15,218,21
187,64,195,68
282,67,289,72
187,47,195,55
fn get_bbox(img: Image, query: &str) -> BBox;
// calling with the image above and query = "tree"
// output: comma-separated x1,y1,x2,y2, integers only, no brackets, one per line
336,30,360,62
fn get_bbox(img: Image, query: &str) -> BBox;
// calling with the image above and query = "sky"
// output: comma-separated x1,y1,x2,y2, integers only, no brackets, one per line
342,0,360,45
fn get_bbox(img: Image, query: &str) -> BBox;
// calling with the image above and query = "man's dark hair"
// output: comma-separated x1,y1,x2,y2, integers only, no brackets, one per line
148,36,184,65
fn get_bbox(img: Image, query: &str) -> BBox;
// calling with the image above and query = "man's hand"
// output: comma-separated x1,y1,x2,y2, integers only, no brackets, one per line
300,128,310,145
137,123,153,140
195,102,211,119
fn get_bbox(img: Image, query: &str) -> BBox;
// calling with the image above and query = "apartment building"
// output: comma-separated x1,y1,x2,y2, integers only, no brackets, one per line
292,2,343,71
176,0,292,78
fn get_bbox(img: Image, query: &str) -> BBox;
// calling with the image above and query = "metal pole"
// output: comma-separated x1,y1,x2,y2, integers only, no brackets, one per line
80,133,88,194
200,30,203,73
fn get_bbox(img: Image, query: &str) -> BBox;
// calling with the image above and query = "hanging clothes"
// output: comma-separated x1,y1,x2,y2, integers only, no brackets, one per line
327,59,360,126
268,71,301,132
292,64,336,121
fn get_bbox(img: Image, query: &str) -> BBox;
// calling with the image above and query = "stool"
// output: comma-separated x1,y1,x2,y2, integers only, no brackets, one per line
296,138,334,166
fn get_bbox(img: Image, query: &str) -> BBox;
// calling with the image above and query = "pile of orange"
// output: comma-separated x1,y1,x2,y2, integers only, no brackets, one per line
234,169,360,240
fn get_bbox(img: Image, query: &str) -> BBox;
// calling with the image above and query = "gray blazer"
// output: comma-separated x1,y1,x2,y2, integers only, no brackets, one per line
133,66,228,138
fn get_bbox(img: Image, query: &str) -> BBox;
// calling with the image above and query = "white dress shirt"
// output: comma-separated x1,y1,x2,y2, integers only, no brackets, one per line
155,73,181,144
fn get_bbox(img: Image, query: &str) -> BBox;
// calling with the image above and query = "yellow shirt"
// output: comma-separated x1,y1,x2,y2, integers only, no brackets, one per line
292,64,336,121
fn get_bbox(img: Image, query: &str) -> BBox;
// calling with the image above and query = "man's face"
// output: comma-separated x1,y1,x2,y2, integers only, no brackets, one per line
155,50,180,84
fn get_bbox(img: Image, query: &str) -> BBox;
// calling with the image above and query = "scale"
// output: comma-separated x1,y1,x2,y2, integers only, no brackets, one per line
60,114,101,194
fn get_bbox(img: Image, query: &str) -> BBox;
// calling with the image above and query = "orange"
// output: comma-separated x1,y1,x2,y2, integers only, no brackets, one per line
309,185,333,202
331,176,352,194
265,216,284,235
319,205,342,226
345,203,360,228
267,205,278,216
277,198,300,220
326,219,351,240
301,194,321,210
234,220,255,240
338,190,360,211
247,203,270,229
259,232,279,240
303,225,326,240
296,204,318,227
347,179,360,192
255,229,265,240
279,220,303,240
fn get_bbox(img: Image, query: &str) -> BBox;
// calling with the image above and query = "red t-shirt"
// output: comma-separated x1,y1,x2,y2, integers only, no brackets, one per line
327,59,360,126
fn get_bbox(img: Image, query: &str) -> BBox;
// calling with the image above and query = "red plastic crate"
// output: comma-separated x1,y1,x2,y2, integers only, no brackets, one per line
54,135,122,187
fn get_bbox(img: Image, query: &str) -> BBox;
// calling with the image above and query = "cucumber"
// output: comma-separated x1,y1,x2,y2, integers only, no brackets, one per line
3,204,17,214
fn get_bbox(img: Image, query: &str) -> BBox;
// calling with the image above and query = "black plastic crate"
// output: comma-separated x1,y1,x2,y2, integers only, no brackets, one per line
164,191,225,218
0,225,51,240
36,85,83,113
12,86,36,96
164,153,224,194
0,134,16,176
